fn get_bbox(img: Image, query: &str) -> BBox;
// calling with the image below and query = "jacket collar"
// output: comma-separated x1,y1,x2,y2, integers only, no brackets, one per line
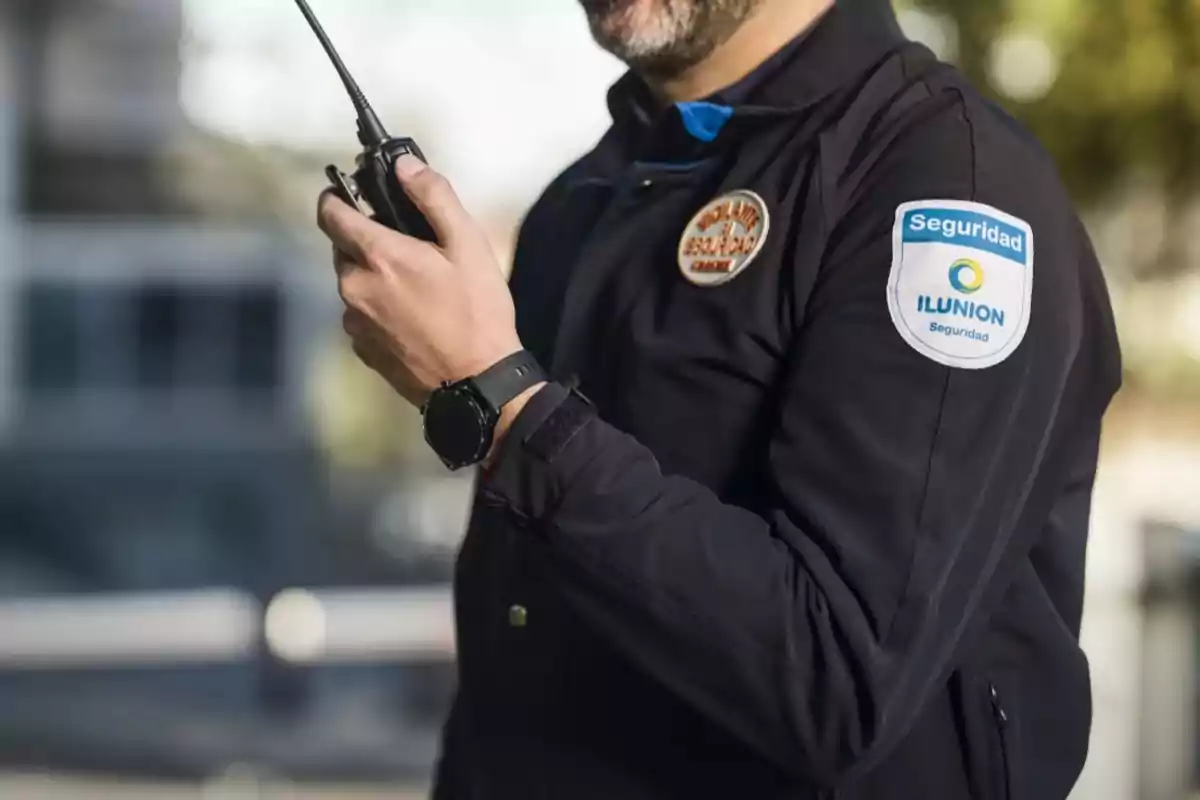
604,3,909,154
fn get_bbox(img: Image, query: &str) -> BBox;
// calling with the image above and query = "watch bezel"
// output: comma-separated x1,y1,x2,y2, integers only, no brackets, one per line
422,381,500,470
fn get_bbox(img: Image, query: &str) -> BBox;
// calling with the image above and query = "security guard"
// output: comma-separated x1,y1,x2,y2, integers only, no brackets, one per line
317,0,1122,797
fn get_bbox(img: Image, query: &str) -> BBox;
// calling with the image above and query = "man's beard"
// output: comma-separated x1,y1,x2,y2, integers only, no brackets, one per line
580,0,765,78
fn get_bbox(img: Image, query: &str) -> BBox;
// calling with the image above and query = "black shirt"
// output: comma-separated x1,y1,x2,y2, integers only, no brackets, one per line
435,6,1122,799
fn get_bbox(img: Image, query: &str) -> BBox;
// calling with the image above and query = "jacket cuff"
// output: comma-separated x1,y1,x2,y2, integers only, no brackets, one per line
500,381,571,449
480,382,599,519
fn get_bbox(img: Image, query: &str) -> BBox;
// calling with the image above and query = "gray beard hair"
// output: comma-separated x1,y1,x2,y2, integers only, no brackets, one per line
585,0,766,79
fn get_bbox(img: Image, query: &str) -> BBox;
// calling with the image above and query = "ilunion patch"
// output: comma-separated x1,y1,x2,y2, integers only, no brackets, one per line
886,199,1034,370
677,189,770,287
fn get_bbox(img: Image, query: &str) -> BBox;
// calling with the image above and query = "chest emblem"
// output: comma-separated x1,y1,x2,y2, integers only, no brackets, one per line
677,189,770,287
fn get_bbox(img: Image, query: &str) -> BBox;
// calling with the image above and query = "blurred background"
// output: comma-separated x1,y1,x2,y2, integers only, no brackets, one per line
0,0,1196,798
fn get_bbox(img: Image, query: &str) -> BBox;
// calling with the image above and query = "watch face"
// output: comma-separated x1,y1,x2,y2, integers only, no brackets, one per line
423,385,494,468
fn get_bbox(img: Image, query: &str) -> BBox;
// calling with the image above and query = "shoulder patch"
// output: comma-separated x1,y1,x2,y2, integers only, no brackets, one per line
886,199,1034,370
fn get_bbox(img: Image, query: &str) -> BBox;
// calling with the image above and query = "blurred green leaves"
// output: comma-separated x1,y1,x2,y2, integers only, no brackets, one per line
898,0,1200,397
907,0,1200,277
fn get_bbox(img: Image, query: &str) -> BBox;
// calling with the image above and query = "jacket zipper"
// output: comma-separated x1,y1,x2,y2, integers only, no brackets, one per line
988,682,1012,800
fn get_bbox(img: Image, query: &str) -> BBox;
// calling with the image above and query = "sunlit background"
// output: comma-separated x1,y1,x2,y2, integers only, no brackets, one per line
0,0,1197,797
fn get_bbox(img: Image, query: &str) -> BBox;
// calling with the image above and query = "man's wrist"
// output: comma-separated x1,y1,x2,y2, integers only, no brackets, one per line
484,381,549,468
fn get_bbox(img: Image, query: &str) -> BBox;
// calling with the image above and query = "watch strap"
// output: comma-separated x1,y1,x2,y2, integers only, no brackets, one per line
471,349,547,411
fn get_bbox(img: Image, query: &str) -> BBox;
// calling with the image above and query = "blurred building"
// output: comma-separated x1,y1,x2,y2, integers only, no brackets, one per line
0,0,454,784
16,0,187,217
0,0,329,598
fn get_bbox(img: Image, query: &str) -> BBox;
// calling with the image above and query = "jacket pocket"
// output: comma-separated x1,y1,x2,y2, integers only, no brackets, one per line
987,681,1015,800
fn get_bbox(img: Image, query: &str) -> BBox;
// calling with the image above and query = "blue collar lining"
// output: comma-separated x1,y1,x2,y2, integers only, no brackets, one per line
674,102,736,143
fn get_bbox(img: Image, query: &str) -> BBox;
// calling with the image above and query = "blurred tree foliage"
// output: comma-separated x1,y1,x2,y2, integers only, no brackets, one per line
909,0,1200,278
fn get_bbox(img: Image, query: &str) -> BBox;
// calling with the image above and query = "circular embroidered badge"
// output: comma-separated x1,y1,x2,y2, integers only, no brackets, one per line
677,189,770,287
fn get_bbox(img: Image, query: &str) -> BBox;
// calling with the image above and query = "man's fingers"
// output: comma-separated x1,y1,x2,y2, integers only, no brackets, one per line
342,307,370,338
317,189,380,264
319,186,435,274
345,328,426,407
332,246,358,278
393,155,478,250
343,310,387,369
350,336,386,373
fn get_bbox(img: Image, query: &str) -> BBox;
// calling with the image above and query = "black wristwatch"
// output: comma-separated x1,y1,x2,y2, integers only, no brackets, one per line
421,350,547,470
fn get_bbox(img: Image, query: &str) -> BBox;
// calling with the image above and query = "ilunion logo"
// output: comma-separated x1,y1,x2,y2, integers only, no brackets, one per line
948,259,984,294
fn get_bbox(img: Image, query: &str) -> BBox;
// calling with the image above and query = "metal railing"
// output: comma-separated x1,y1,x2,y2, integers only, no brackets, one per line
0,586,455,669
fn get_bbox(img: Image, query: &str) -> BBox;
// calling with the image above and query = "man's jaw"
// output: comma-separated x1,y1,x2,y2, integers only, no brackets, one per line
583,0,703,73
583,0,779,89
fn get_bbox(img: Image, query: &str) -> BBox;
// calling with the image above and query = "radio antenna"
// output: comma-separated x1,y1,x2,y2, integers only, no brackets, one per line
293,0,389,147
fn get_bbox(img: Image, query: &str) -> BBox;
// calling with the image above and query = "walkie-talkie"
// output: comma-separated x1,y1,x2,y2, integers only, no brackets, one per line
294,0,437,242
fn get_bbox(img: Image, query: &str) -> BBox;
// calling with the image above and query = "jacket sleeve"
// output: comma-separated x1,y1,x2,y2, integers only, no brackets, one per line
480,114,1104,786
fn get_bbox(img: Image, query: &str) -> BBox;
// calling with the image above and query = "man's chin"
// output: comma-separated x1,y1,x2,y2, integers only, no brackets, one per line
582,0,763,78
583,0,696,69
579,0,643,18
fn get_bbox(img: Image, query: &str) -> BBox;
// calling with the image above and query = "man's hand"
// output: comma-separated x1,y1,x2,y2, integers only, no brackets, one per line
317,155,526,410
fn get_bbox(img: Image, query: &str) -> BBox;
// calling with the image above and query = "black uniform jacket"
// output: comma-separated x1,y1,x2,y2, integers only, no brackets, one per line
433,6,1122,799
